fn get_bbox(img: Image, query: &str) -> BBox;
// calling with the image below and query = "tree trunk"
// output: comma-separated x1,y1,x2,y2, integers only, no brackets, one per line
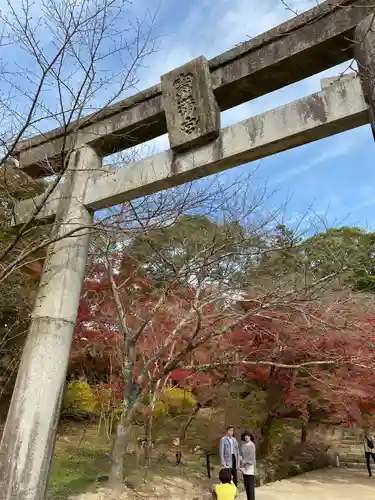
109,340,138,488
109,413,133,488
144,405,155,466
301,403,312,444
179,403,201,443
259,414,274,458
144,420,153,466
259,366,277,458
144,379,163,466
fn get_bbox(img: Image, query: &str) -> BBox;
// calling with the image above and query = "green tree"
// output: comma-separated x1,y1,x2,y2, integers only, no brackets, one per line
250,223,306,290
254,225,375,293
0,163,46,417
304,227,375,291
127,214,253,285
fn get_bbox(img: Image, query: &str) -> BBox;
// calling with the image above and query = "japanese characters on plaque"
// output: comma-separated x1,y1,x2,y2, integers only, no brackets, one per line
173,73,200,135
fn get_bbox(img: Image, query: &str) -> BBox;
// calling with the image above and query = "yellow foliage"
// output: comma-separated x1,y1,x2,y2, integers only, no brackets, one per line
63,381,98,414
158,387,197,416
154,400,169,418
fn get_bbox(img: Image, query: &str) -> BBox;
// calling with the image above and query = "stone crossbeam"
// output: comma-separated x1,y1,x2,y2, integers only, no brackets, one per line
12,75,368,224
13,0,373,177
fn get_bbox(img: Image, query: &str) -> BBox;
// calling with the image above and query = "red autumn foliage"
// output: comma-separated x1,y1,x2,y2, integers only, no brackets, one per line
224,297,375,429
69,253,375,429
69,254,216,401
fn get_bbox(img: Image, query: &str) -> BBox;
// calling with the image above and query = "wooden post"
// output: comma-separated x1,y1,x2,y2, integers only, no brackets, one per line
205,453,211,478
0,146,100,500
205,452,213,478
355,14,375,139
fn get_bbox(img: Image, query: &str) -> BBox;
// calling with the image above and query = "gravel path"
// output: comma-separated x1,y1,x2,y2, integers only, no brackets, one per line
238,468,374,500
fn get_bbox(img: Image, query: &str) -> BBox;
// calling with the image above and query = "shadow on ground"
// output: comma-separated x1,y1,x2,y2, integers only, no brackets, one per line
250,468,374,500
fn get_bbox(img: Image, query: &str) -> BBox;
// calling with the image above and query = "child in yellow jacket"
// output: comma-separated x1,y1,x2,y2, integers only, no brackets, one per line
213,469,238,499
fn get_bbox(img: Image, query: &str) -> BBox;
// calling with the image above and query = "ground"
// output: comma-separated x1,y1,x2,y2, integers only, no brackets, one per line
47,422,214,500
251,468,374,500
47,422,366,500
59,468,374,500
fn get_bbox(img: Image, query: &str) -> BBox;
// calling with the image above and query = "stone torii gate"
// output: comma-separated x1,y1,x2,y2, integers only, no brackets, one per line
0,1,374,498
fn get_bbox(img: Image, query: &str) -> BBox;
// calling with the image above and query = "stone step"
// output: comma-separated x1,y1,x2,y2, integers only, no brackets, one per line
339,455,364,463
341,452,364,456
338,448,365,455
337,443,363,450
341,433,375,440
339,462,365,470
341,439,363,445
340,452,363,457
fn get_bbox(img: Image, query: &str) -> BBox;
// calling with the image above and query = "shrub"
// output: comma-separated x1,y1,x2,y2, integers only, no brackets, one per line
158,387,197,416
154,400,169,418
273,442,329,482
62,381,98,416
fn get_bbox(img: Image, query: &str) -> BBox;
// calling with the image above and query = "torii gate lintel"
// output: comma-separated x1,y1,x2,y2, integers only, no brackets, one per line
13,0,375,178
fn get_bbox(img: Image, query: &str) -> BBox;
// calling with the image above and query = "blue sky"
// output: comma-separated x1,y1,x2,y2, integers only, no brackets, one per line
1,0,373,232
132,0,375,232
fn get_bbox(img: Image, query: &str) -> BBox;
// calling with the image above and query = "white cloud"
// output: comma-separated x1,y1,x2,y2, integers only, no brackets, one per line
216,0,316,47
140,0,319,88
137,0,357,156
271,128,365,186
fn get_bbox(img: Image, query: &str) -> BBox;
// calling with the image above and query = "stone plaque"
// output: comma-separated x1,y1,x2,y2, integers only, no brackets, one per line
161,56,220,151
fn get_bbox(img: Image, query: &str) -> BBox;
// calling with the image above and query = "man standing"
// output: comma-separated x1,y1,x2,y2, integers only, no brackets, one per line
219,425,240,486
364,430,375,477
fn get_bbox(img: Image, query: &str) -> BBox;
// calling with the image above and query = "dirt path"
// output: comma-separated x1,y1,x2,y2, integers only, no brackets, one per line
242,468,374,500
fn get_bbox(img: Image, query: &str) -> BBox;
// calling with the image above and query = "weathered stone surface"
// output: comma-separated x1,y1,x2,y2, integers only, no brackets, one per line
161,57,220,151
210,0,373,109
320,73,357,90
17,91,165,178
11,164,115,226
0,146,99,500
13,0,373,177
79,76,367,211
355,14,375,140
14,76,367,220
14,76,367,218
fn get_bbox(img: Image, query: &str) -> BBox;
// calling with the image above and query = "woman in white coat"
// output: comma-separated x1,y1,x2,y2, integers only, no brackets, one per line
240,430,256,500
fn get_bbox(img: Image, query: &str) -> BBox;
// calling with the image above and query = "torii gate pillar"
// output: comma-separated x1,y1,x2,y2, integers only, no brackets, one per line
355,14,375,139
0,146,99,500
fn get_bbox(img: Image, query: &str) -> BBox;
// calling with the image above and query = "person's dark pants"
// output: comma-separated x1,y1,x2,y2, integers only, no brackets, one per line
365,452,375,476
243,474,255,500
229,454,237,486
